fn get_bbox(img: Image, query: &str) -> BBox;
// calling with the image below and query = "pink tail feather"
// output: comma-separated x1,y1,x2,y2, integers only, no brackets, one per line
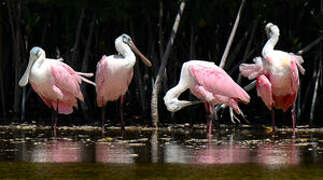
81,77,96,86
77,72,94,77
76,72,96,86
289,53,305,75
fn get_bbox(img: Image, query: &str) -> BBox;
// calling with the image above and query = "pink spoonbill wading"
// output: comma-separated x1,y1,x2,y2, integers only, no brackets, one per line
163,60,250,135
239,23,305,137
95,34,152,134
19,47,96,134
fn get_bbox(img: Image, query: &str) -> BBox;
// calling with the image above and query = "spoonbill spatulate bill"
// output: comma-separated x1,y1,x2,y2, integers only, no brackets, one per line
95,34,152,134
19,47,96,133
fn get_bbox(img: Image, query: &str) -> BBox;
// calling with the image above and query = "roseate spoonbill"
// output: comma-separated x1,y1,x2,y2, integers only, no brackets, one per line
239,23,305,136
163,60,250,135
95,34,152,133
19,47,95,131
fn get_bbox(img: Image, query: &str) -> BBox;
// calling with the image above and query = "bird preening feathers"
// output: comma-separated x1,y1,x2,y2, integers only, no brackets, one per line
240,23,305,136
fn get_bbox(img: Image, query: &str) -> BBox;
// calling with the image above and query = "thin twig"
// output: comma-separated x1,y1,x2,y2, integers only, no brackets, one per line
215,0,246,123
310,67,321,124
219,0,246,68
243,80,256,91
151,0,187,127
297,35,323,55
309,39,322,124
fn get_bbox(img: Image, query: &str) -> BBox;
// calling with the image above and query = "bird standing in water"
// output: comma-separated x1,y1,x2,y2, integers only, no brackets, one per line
239,23,305,136
19,47,96,134
164,60,250,135
95,34,152,134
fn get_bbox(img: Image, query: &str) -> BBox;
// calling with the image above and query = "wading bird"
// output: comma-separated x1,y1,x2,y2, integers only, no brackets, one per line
95,34,152,134
164,60,250,135
239,23,305,136
19,47,96,133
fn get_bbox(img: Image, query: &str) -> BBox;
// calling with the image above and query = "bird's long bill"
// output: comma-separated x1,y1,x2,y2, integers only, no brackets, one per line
181,100,203,109
18,56,35,87
129,41,152,67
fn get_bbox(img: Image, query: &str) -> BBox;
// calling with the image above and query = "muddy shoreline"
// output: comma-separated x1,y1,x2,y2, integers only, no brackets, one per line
1,124,323,134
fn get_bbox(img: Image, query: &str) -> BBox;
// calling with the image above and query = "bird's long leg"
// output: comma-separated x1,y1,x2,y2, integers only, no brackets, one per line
52,100,59,137
291,103,296,137
204,103,210,130
208,104,214,137
120,96,125,131
51,110,56,127
204,103,213,137
101,97,106,136
271,109,276,134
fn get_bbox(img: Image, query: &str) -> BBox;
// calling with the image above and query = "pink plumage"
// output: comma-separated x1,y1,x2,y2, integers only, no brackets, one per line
95,55,134,107
240,46,304,112
190,64,250,105
164,60,250,114
19,47,95,115
95,34,152,133
30,60,85,114
256,75,274,110
164,60,250,135
239,23,305,136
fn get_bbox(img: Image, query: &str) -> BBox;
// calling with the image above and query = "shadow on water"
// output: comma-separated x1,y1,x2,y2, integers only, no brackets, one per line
0,125,323,179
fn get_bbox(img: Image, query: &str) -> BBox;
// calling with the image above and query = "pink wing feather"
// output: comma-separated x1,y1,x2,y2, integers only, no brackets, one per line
29,60,87,115
95,56,108,106
289,60,300,93
50,61,84,114
189,64,250,103
51,61,83,101
256,75,273,110
95,56,108,107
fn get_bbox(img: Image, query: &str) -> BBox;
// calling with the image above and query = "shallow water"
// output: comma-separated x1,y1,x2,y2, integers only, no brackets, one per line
0,125,323,179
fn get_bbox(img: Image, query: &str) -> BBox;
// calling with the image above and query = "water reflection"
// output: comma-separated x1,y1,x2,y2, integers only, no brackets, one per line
150,130,159,163
255,141,300,167
194,143,250,164
32,140,82,163
96,142,136,164
0,129,322,166
164,136,302,166
164,142,191,163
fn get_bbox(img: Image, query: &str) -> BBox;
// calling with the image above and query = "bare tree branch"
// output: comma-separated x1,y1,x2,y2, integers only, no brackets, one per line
219,0,246,68
151,0,187,127
214,0,246,123
297,35,323,55
310,64,321,124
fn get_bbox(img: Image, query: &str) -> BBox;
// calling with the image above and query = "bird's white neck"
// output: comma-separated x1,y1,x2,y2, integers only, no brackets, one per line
262,33,279,58
164,83,199,112
164,84,185,102
116,41,136,67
